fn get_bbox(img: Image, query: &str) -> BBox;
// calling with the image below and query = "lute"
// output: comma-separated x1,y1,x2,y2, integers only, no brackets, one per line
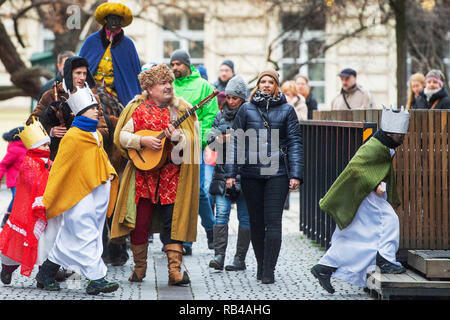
128,89,219,171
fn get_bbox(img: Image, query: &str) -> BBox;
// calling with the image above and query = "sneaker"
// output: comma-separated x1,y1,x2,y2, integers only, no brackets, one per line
311,264,336,294
86,277,119,295
35,272,60,291
376,252,406,274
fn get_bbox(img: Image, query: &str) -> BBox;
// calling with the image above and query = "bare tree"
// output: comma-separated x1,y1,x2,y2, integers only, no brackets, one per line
0,0,100,100
0,0,448,105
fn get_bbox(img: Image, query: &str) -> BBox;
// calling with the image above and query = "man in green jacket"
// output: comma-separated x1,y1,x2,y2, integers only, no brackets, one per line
170,49,219,255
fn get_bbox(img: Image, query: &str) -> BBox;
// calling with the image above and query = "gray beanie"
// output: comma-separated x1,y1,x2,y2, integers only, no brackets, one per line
225,75,248,100
170,49,191,67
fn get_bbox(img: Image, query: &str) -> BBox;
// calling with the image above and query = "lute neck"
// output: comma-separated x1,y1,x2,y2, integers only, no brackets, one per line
155,89,218,140
156,106,199,140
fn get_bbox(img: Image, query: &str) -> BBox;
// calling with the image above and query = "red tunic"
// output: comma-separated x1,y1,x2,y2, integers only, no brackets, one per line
132,99,179,205
0,149,52,277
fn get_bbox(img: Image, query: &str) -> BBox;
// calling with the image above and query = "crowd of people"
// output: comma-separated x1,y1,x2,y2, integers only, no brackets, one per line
0,0,448,297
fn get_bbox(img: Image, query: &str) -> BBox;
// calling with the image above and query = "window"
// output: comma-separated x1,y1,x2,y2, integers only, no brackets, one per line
161,12,205,66
41,28,55,53
279,13,326,106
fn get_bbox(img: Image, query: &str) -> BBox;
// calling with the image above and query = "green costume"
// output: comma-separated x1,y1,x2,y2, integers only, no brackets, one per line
319,137,401,230
173,65,219,149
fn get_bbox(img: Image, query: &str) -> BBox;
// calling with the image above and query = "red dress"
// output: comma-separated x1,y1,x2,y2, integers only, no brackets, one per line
0,149,51,277
132,99,179,205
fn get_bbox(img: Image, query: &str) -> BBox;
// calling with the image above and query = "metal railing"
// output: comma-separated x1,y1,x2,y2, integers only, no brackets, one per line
299,120,377,249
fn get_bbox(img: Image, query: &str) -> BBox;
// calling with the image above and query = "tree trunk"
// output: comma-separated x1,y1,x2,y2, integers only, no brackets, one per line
392,0,407,107
0,18,46,99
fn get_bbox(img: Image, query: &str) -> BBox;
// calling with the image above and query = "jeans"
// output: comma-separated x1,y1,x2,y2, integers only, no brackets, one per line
7,187,16,213
215,193,250,229
184,150,215,248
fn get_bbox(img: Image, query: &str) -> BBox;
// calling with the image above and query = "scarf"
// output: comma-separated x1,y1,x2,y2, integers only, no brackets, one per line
341,84,358,94
252,89,283,105
373,129,401,149
27,148,51,159
105,27,122,41
222,104,239,121
71,116,99,132
424,87,441,101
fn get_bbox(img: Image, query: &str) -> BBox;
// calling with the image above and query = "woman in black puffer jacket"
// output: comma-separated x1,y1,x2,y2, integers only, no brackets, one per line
207,75,251,272
225,70,303,284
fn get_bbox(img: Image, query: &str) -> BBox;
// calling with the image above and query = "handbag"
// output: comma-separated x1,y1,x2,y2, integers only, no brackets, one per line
255,107,291,179
204,145,217,166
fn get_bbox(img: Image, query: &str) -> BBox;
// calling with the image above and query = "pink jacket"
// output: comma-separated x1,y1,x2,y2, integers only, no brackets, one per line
0,140,27,188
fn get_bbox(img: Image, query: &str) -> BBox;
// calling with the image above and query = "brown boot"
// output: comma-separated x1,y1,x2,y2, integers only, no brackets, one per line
165,243,190,286
128,243,148,282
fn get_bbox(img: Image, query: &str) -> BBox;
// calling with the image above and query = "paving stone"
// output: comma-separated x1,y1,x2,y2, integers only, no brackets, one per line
0,187,373,300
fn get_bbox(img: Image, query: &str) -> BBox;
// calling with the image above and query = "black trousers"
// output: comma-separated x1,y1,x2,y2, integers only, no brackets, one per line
241,175,290,275
159,203,183,246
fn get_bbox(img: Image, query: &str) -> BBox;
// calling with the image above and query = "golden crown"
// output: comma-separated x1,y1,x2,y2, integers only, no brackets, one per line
18,117,50,149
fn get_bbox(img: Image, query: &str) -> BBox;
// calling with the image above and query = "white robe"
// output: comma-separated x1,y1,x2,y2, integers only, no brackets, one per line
48,132,110,281
48,180,110,281
318,149,402,287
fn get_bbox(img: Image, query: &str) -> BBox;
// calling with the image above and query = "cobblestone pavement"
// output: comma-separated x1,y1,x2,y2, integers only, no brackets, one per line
0,185,374,300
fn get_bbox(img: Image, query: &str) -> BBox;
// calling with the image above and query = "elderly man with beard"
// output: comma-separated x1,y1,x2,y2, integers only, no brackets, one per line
111,64,200,286
330,68,373,110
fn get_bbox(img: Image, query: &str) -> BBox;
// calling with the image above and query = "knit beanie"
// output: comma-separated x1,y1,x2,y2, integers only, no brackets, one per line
225,75,248,100
257,69,280,86
221,60,235,73
170,49,191,67
425,69,445,87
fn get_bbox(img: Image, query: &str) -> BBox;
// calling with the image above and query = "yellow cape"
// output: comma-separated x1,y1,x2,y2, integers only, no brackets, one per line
43,127,118,219
110,92,200,242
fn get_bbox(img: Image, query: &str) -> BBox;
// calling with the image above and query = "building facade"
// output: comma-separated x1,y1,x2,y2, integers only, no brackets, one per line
0,0,444,111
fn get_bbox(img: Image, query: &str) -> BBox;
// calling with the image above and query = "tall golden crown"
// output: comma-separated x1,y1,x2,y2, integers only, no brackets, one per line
18,117,50,149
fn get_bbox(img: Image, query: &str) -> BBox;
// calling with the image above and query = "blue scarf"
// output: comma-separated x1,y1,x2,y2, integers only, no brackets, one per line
71,116,98,132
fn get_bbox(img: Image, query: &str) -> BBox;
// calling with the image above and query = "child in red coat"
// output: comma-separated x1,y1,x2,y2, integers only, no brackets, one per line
0,119,52,285
0,127,27,228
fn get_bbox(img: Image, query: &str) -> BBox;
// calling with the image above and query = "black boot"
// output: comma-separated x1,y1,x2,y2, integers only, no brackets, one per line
311,264,337,294
225,227,251,271
209,224,228,270
261,237,282,284
1,213,10,229
36,259,61,291
376,252,406,274
206,229,214,250
251,236,264,280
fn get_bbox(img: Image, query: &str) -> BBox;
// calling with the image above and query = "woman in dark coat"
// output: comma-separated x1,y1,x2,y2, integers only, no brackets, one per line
412,69,450,110
208,75,251,272
225,70,303,284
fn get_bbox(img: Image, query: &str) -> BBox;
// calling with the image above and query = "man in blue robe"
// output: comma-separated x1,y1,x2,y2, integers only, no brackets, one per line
79,1,141,107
